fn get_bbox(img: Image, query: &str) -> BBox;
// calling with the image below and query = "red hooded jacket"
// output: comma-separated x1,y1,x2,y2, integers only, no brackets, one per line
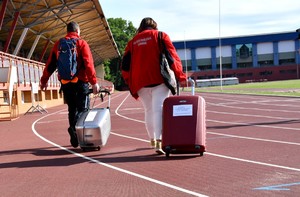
121,29,186,99
40,32,97,86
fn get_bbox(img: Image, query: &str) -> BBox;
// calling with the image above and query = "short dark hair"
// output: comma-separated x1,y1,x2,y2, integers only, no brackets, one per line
137,17,157,33
67,21,79,32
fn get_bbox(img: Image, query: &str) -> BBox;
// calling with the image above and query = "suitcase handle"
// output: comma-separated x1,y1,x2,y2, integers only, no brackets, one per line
87,88,111,109
88,88,111,96
177,78,195,96
189,78,195,96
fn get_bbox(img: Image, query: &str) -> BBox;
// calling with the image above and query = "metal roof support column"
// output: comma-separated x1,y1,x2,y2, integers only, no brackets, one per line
3,11,20,53
39,39,50,62
27,34,41,59
13,27,29,56
0,0,8,30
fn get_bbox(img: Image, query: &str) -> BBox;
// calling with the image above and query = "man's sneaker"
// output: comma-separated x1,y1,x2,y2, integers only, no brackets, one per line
68,127,78,148
155,140,165,155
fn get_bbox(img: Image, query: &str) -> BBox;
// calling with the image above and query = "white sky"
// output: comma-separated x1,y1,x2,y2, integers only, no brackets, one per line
101,0,300,41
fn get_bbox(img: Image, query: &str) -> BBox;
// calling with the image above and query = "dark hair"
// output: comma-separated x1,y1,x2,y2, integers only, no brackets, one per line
67,21,79,32
137,17,157,33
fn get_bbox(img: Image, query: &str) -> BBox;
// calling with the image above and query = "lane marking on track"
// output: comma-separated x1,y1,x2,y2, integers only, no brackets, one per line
32,92,207,197
114,93,145,124
114,93,300,172
115,95,300,140
121,108,143,111
206,152,300,172
208,102,300,114
208,132,300,145
253,182,300,191
109,132,300,172
204,94,300,105
208,119,300,131
208,110,299,120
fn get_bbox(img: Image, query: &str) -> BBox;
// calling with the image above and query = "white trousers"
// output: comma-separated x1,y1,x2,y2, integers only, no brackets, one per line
137,84,170,141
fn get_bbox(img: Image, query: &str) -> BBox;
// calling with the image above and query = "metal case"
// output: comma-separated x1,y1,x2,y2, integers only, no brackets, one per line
75,89,111,151
76,108,111,150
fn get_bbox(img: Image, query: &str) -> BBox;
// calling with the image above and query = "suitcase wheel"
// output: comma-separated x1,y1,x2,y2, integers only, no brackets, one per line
165,146,171,158
81,146,101,151
166,152,170,157
195,145,204,156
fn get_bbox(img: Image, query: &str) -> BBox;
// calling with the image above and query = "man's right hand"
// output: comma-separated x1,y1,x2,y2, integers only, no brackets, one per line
92,83,100,94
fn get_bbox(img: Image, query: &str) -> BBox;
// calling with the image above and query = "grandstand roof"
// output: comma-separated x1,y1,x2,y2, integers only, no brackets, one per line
0,0,120,64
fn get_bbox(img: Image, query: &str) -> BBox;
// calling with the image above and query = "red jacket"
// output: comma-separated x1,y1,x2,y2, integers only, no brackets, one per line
121,29,186,99
40,32,97,85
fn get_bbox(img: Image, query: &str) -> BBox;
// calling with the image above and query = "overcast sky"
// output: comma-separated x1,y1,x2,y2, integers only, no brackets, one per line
101,0,300,41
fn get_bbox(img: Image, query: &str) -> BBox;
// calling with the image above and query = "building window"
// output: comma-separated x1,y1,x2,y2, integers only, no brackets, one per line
258,60,274,67
3,92,8,103
217,63,232,70
236,73,253,77
236,44,252,58
279,58,295,65
279,69,296,74
237,62,252,68
259,70,273,76
198,65,212,71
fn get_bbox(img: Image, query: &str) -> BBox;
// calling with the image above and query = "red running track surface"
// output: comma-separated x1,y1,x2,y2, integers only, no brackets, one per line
1,91,300,196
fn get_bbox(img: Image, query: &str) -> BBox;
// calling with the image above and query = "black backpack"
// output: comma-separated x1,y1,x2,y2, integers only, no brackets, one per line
57,38,78,80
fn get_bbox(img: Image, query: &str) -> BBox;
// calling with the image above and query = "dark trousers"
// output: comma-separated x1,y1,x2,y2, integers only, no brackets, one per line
61,80,90,130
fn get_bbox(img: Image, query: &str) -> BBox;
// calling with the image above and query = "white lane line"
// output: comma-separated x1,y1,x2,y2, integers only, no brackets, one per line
208,119,300,131
114,93,300,172
121,108,143,111
32,93,207,197
109,132,300,172
208,102,300,114
208,110,299,120
114,93,145,124
208,132,300,146
206,152,300,172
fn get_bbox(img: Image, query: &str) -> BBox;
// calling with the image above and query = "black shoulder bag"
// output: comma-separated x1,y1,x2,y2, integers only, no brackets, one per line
158,31,177,95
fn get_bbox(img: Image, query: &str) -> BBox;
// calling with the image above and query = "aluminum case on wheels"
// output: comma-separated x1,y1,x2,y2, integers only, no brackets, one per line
75,89,111,151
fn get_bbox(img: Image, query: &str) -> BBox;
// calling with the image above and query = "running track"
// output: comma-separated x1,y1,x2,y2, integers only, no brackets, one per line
1,91,300,196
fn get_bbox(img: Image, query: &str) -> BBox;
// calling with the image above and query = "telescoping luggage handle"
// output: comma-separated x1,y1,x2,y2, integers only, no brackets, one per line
177,77,195,96
87,88,111,109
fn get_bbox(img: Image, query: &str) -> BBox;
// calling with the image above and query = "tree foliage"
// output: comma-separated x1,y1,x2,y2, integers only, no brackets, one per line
104,18,136,89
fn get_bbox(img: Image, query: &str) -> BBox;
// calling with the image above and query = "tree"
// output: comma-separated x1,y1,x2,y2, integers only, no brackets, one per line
104,18,136,90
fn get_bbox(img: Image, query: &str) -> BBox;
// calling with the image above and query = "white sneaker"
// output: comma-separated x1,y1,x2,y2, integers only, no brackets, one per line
150,139,156,148
155,140,165,155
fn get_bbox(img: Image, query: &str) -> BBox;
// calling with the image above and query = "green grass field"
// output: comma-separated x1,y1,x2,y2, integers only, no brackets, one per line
191,79,300,97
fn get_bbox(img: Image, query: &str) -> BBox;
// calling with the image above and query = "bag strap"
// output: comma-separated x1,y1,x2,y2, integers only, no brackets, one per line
158,31,166,53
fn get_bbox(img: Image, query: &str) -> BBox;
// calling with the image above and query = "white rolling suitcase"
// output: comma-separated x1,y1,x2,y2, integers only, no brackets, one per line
75,89,111,151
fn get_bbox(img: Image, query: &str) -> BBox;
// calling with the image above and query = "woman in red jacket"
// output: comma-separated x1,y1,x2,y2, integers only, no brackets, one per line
122,17,187,154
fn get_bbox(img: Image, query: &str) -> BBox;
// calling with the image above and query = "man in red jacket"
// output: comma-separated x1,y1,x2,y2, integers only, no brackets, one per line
40,21,99,148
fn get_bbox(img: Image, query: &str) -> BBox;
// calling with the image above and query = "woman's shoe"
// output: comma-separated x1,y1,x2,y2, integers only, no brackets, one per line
150,139,156,148
155,140,165,155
